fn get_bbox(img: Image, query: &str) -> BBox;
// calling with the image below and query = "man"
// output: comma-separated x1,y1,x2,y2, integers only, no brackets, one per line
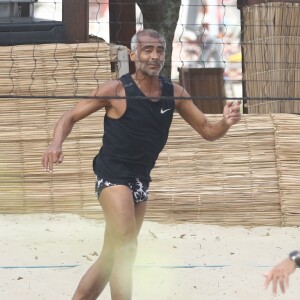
264,250,300,295
196,22,224,68
42,29,241,300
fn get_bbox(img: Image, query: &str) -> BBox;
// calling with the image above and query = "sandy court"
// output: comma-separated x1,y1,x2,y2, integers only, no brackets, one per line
0,213,300,300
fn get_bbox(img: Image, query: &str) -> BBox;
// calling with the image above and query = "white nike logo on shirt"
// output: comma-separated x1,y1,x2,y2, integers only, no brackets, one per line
160,108,171,114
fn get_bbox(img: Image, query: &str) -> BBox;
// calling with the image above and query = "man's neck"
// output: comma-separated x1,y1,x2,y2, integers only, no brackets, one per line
132,72,162,101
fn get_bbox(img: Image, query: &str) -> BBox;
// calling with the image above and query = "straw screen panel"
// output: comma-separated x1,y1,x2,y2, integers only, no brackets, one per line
1,43,300,226
3,106,300,226
241,2,300,113
149,114,283,226
0,42,111,216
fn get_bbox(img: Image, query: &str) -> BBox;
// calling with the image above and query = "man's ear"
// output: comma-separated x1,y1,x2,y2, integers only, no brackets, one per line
129,50,136,62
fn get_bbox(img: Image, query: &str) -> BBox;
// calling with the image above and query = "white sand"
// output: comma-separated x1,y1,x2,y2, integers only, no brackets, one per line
0,213,299,300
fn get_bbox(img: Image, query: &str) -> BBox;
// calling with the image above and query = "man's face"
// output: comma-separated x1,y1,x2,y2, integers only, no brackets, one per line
131,34,165,76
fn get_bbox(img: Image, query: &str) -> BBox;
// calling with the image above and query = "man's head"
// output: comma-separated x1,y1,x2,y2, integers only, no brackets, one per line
130,29,166,76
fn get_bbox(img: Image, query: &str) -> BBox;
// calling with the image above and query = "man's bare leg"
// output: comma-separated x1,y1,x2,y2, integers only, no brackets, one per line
71,226,114,300
108,195,146,299
100,186,146,300
72,185,147,300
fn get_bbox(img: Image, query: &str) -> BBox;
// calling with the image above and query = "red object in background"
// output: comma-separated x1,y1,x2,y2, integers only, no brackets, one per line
89,0,109,20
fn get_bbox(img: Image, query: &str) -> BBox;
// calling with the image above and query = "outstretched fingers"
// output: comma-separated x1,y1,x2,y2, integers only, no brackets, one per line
263,270,290,295
42,147,64,172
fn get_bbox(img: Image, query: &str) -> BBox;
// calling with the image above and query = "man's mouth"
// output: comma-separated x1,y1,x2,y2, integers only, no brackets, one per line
148,63,161,68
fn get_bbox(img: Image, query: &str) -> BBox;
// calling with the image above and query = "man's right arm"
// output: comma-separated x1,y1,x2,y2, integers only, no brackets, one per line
42,81,117,172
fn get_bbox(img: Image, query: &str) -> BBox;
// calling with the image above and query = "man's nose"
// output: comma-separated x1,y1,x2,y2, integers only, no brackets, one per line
151,50,159,59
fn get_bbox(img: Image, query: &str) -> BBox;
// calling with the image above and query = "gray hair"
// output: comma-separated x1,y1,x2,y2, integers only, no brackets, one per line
131,29,166,53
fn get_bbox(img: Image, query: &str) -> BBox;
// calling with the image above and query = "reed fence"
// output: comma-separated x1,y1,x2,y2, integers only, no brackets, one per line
241,2,300,113
0,42,300,226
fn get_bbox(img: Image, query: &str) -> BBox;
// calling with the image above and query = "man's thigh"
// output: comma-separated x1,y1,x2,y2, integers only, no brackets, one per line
99,185,137,238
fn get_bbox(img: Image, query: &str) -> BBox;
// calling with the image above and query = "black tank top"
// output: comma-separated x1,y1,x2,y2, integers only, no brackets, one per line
93,73,175,182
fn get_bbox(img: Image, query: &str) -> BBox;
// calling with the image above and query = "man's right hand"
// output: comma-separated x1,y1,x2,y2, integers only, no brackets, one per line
42,145,64,172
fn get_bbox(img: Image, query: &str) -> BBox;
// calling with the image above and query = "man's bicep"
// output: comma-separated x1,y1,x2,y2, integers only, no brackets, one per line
69,97,108,123
175,97,208,136
69,81,118,122
173,83,190,101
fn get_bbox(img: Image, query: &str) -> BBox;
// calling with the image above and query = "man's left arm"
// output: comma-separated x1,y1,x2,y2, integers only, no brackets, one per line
174,85,241,141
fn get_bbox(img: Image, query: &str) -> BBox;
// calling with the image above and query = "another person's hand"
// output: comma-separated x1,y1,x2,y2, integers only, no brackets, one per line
263,257,296,295
42,145,64,172
223,100,241,126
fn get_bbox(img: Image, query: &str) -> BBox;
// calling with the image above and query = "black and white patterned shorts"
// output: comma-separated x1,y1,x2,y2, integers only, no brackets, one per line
95,177,149,205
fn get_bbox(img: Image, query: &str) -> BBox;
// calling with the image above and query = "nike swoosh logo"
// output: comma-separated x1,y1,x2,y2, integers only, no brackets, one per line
160,108,171,114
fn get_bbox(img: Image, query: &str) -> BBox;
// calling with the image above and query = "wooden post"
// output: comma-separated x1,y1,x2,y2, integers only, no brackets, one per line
109,0,136,47
109,0,136,73
178,68,225,114
62,0,89,43
237,0,300,8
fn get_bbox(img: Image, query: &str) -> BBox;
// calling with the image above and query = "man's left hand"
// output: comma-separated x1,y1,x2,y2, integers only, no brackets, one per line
223,100,241,126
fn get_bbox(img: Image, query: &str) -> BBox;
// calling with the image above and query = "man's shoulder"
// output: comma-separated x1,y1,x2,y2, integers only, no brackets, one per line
94,78,124,97
118,72,131,81
173,82,187,95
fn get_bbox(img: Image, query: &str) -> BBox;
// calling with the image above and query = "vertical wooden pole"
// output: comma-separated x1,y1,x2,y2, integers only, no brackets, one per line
62,0,89,43
109,0,136,47
109,0,136,73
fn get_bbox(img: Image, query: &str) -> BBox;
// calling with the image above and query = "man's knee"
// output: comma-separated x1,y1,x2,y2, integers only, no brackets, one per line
114,238,138,259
